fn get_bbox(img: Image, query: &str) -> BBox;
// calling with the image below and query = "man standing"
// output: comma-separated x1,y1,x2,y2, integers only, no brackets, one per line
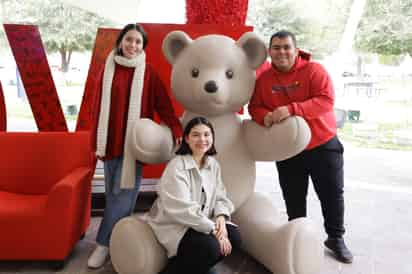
248,30,353,264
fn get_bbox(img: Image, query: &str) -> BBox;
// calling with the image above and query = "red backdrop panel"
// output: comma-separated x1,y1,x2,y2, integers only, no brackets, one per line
186,0,249,25
0,81,6,131
76,28,118,131
3,24,67,131
77,23,252,178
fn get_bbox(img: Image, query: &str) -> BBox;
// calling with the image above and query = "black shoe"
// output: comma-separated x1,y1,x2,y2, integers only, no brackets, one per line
324,237,354,264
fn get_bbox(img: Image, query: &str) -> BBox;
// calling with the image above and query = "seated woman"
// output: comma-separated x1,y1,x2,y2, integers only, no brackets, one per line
147,117,241,274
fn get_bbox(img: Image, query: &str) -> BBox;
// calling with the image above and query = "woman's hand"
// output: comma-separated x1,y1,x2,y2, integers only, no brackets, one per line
215,215,228,240
212,216,232,256
175,137,182,146
212,230,232,256
218,235,232,256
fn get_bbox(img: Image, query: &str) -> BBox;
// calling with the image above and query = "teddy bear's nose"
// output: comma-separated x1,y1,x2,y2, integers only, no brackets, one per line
204,80,218,93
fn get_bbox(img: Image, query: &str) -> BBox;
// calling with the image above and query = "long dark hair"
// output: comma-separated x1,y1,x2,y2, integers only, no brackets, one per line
176,117,217,156
115,23,148,56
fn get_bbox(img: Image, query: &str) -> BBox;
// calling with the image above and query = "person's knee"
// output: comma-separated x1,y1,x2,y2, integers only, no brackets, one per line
199,236,221,261
179,231,221,262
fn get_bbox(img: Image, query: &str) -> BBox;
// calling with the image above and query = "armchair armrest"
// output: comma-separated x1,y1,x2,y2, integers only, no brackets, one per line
46,167,93,245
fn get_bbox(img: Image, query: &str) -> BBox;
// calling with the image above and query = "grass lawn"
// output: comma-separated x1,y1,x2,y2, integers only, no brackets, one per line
338,121,412,151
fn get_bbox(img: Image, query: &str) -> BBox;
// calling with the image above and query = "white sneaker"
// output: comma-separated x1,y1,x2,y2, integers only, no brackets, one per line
87,244,109,269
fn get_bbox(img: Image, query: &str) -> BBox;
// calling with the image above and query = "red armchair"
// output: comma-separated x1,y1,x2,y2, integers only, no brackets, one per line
0,131,94,265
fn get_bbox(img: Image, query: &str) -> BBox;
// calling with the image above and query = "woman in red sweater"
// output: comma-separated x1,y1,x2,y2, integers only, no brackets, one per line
88,23,182,269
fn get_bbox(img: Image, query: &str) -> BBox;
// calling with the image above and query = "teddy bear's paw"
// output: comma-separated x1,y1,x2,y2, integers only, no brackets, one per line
232,193,323,274
111,216,167,274
129,119,174,163
243,117,311,161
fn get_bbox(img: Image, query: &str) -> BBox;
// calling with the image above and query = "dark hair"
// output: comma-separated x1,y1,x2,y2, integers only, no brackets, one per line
176,117,217,156
115,23,148,56
269,30,297,48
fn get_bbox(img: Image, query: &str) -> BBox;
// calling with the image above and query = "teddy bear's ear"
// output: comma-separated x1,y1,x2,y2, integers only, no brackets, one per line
236,32,267,69
162,31,193,65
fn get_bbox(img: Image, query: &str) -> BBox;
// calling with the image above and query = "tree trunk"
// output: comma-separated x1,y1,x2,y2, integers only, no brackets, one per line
60,48,69,73
67,50,72,70
356,55,363,76
0,0,6,20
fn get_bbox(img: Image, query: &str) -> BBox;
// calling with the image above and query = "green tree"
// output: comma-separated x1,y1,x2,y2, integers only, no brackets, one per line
355,0,412,57
247,0,352,59
1,0,113,72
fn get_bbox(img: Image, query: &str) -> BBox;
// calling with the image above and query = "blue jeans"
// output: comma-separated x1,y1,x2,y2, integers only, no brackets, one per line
96,156,142,246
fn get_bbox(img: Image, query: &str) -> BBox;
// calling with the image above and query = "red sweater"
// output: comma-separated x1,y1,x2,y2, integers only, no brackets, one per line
248,50,336,150
92,63,182,160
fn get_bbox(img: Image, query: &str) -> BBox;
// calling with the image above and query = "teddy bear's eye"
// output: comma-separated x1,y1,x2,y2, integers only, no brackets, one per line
191,68,199,78
226,69,234,79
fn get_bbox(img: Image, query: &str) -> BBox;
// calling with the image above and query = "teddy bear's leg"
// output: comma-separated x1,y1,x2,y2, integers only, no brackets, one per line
232,192,323,274
130,119,174,164
110,215,167,274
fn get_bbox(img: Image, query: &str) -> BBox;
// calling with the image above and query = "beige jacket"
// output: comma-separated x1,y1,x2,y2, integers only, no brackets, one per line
147,154,234,257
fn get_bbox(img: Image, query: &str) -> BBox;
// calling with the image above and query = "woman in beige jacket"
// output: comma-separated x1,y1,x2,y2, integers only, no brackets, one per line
147,117,241,274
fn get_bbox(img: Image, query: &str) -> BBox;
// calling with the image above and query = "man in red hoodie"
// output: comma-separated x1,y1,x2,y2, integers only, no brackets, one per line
249,30,353,264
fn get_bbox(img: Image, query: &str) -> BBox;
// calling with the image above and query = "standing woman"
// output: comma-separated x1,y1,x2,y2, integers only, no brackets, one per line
148,117,241,274
88,23,182,269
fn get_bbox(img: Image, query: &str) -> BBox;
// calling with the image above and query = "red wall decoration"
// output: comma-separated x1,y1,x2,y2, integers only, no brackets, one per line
186,0,249,25
3,24,68,131
76,28,119,131
0,81,6,131
77,23,252,178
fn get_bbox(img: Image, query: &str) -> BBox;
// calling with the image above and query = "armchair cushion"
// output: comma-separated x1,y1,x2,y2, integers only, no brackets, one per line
0,191,47,220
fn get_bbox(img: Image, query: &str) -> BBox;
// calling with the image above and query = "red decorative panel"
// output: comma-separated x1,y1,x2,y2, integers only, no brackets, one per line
77,23,252,178
0,81,6,131
76,28,118,131
186,0,249,25
3,24,67,131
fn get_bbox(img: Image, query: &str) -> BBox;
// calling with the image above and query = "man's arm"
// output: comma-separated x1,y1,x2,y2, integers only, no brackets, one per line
286,63,334,120
248,77,272,126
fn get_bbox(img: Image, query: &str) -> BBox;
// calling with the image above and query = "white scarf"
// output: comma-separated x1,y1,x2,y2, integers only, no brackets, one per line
96,50,146,189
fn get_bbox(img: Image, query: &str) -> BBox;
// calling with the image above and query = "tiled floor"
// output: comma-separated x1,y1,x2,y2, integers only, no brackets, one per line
1,144,412,274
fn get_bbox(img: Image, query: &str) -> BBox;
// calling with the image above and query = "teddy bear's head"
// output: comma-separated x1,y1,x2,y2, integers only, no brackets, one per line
162,31,267,116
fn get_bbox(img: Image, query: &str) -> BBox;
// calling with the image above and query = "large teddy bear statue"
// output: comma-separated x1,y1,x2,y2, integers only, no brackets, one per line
110,31,323,274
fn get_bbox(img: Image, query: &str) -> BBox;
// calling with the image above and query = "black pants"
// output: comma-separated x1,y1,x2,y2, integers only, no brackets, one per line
276,135,345,238
159,224,241,274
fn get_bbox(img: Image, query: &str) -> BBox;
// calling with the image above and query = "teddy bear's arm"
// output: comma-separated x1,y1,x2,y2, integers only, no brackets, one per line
242,116,311,161
129,118,175,164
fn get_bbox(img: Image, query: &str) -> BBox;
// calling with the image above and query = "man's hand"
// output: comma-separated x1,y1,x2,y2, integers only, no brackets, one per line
263,112,274,127
272,106,290,123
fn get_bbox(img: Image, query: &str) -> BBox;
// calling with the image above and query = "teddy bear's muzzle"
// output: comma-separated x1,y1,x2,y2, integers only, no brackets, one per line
204,80,218,93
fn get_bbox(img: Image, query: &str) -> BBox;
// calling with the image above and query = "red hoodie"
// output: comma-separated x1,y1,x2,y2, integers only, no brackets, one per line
248,50,336,150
